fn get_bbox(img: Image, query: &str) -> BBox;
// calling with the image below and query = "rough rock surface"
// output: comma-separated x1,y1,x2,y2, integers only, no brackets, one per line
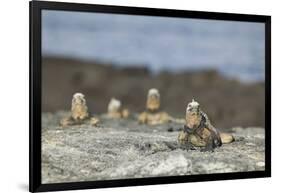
42,112,265,184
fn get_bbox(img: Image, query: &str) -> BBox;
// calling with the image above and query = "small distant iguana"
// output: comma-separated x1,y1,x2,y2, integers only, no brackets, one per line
60,93,99,127
107,98,130,119
138,88,171,125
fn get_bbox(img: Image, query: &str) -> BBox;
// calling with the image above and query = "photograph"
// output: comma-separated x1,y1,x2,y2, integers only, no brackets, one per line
41,9,266,184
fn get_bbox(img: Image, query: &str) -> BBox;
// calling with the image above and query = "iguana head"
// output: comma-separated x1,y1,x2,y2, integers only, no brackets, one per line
72,93,86,106
108,98,121,113
186,99,200,116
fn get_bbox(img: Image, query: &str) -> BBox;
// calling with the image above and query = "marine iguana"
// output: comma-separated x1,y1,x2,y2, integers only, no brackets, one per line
138,88,171,125
107,98,129,119
60,93,99,126
178,99,234,151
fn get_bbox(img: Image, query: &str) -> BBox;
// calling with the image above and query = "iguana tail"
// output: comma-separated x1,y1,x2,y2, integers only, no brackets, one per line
220,133,235,144
169,117,185,124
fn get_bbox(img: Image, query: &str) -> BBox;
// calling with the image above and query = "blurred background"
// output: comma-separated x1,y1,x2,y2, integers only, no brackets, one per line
42,10,265,129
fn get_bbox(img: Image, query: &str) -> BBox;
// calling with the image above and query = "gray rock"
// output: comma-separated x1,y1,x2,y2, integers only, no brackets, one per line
42,112,265,184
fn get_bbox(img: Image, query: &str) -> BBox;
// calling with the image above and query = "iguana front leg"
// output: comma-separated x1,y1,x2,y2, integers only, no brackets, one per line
208,124,222,147
203,116,222,147
178,129,196,150
201,135,216,152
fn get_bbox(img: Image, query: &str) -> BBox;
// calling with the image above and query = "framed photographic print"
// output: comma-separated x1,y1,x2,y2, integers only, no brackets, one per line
29,0,271,192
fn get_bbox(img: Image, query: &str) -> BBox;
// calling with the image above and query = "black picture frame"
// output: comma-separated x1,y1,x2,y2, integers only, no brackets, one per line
29,1,271,192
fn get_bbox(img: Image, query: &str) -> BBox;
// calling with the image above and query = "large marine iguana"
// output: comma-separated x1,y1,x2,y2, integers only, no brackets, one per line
178,99,234,151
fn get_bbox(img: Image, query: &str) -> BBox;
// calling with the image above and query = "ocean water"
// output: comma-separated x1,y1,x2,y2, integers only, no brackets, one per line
42,10,265,82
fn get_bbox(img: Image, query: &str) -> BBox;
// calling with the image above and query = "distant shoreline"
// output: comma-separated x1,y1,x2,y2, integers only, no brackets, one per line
42,57,265,128
43,55,265,83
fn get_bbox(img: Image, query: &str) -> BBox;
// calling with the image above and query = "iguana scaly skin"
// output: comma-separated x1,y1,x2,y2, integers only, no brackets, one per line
178,99,234,151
